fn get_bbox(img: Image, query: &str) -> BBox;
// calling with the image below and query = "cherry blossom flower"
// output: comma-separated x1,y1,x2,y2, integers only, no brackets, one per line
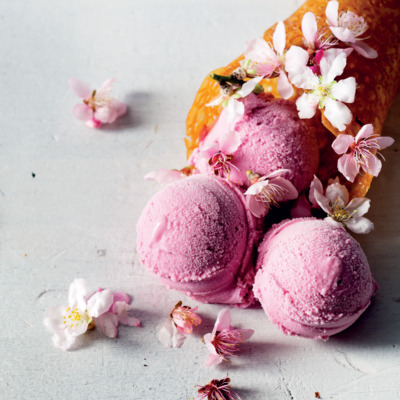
206,76,263,120
69,78,127,128
203,308,254,366
196,131,241,179
144,167,192,185
44,279,140,350
242,21,293,99
326,0,378,59
244,169,298,218
195,375,241,400
286,12,342,77
158,301,201,348
332,124,394,182
293,50,356,131
311,175,374,234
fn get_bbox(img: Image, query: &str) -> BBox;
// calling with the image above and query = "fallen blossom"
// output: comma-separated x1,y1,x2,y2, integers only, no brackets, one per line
332,124,394,182
196,131,241,179
158,301,201,348
244,169,298,218
69,78,127,128
195,375,241,400
144,167,192,184
242,21,293,99
326,0,377,58
294,50,356,131
203,308,254,366
206,76,263,120
311,175,374,234
44,279,140,350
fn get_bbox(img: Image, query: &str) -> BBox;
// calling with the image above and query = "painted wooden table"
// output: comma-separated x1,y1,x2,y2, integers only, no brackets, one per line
1,1,399,399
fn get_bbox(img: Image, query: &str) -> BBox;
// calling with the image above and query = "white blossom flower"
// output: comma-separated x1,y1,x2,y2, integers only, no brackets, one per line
294,50,356,131
310,175,374,234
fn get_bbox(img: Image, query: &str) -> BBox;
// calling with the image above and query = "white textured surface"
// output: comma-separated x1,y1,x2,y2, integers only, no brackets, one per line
1,1,399,399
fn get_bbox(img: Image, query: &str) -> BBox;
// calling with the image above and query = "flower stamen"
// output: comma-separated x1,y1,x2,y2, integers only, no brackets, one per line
208,151,239,178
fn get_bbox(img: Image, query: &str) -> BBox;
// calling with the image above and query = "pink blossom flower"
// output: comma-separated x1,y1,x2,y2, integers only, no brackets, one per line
242,21,293,99
326,0,378,59
144,167,192,185
294,50,356,131
196,375,241,400
310,175,374,234
196,131,241,179
206,76,264,120
44,279,140,350
69,78,127,128
158,301,201,348
244,169,298,218
203,308,254,366
332,124,394,182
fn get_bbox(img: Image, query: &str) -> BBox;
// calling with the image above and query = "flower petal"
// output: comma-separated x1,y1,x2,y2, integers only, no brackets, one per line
158,319,186,348
346,197,370,217
96,313,119,338
346,216,374,234
226,98,245,120
337,153,359,182
285,46,309,78
331,77,356,103
273,21,286,55
245,180,268,196
277,70,293,99
355,124,374,142
236,329,255,341
68,278,88,310
296,93,318,119
290,67,317,90
266,169,292,180
271,177,298,201
330,27,356,43
325,180,349,205
323,98,352,132
213,309,232,335
362,153,382,177
87,289,114,318
309,175,324,207
332,134,354,155
326,0,339,27
351,41,378,59
205,354,223,367
219,130,241,154
206,95,223,107
69,78,91,99
52,330,76,351
44,306,66,332
73,104,93,121
376,136,395,150
314,189,332,214
238,76,264,97
302,12,318,45
246,193,268,218
112,301,141,327
144,168,183,184
320,50,347,82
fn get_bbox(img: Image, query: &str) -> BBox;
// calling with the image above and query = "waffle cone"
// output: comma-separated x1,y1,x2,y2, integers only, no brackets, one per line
185,0,400,198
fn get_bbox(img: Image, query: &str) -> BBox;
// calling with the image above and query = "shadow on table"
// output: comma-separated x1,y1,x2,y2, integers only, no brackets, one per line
100,91,153,132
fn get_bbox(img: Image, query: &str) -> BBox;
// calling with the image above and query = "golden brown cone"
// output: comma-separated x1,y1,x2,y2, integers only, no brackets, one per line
185,0,400,198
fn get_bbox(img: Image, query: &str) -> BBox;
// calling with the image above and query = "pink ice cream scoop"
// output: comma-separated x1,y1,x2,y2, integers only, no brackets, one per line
254,218,377,340
136,175,259,307
188,94,319,191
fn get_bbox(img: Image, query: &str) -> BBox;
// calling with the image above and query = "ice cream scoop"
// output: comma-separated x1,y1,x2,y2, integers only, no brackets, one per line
136,175,259,307
188,94,319,191
253,218,377,339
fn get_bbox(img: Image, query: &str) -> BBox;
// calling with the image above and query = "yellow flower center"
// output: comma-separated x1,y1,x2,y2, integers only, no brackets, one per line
330,200,356,223
63,306,91,329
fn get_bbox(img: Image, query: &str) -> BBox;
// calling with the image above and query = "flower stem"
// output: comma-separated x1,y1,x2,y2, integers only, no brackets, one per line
209,73,244,86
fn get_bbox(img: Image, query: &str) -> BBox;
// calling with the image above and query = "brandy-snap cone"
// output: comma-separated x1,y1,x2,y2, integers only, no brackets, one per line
185,0,400,198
